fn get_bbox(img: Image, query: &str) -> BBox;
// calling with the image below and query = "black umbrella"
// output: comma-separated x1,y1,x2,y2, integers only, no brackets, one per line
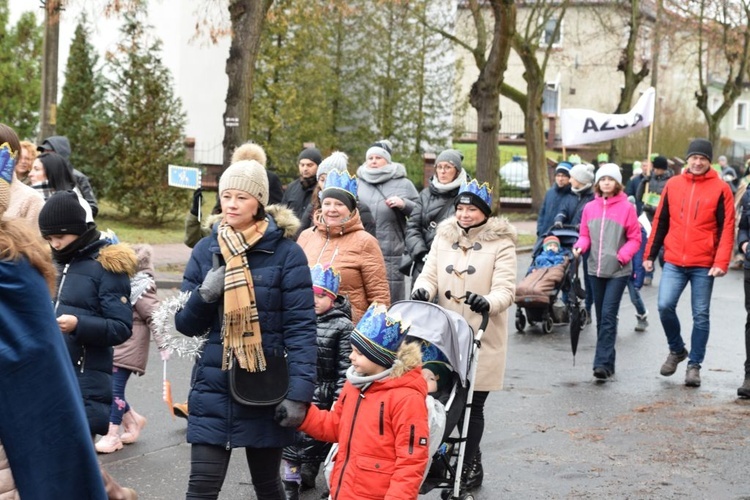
567,255,586,362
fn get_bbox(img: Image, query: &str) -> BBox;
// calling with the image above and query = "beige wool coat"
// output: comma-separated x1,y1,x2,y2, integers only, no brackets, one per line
413,216,517,391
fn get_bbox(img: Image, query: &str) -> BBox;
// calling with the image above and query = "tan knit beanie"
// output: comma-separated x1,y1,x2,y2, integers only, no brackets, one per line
219,160,269,206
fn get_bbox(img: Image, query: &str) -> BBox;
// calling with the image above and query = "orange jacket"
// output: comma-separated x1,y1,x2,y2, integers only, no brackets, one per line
645,168,735,270
299,367,430,500
297,209,390,323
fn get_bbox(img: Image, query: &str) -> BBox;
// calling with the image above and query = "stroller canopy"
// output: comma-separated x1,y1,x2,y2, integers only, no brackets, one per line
389,300,473,386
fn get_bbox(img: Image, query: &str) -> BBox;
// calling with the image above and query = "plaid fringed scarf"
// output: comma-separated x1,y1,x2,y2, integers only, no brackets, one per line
218,219,269,372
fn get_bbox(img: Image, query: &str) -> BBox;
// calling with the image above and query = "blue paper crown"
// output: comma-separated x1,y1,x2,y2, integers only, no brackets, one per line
323,169,358,199
417,340,450,367
0,143,17,185
351,302,410,367
457,178,493,208
310,263,341,297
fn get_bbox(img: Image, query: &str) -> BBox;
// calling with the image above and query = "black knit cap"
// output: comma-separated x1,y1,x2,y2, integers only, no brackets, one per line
321,187,356,212
38,190,88,237
652,155,668,170
297,147,323,166
686,139,712,162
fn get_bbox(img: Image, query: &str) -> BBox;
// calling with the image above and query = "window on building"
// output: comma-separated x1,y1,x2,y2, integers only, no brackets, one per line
540,18,562,48
736,102,747,129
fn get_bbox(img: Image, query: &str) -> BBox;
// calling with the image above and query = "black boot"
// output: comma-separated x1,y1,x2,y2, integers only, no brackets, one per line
462,449,484,490
282,480,300,500
738,377,750,398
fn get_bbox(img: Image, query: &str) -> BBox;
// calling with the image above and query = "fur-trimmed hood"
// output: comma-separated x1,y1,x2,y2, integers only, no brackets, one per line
266,204,300,239
98,243,137,277
436,215,518,245
391,341,423,377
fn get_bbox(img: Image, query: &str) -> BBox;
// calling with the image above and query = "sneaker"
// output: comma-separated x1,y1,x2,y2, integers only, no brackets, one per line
95,424,123,454
461,449,483,490
635,312,648,332
593,367,611,380
660,349,688,376
685,364,701,387
738,377,750,398
173,402,188,419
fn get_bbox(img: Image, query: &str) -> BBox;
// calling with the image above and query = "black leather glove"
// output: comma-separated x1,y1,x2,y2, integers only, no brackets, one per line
190,187,203,216
411,288,430,302
466,292,490,313
274,399,308,428
198,266,225,303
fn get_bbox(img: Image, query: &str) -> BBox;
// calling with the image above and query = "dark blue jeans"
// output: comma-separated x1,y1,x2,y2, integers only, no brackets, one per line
110,366,132,425
658,263,715,367
590,275,629,373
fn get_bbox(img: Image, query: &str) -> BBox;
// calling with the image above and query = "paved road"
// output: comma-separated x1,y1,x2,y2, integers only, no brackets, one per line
104,251,750,499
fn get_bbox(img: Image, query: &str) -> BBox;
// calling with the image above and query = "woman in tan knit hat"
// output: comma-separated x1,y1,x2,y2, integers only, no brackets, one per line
175,159,318,499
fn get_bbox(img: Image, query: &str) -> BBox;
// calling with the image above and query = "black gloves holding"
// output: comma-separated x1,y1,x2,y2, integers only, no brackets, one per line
198,266,225,303
466,292,490,313
190,187,203,217
411,288,430,302
274,399,308,428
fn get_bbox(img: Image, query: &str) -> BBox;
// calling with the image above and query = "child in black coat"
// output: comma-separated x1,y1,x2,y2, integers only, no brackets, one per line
282,264,354,499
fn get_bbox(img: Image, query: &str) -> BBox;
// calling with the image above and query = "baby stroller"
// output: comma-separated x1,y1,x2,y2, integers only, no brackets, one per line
388,299,489,500
514,226,587,335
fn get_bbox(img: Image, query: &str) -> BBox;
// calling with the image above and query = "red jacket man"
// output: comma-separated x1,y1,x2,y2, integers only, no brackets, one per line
644,138,735,388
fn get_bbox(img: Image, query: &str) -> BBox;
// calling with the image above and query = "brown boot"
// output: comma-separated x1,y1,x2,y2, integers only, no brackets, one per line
100,467,138,500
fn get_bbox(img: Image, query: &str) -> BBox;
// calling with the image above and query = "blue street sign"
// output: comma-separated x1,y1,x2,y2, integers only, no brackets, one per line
168,165,202,189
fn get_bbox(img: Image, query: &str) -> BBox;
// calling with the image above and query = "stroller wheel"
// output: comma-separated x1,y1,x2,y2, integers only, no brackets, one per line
515,314,526,332
542,315,554,334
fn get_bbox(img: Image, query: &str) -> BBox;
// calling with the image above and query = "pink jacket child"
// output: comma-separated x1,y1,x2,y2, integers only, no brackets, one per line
575,191,641,278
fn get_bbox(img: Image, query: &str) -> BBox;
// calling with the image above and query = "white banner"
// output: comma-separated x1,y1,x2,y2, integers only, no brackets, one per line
561,87,656,147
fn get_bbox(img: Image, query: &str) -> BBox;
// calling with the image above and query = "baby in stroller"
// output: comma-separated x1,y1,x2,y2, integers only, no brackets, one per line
515,229,587,334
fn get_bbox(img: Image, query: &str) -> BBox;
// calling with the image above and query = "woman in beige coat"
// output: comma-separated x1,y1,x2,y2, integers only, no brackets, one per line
412,178,516,493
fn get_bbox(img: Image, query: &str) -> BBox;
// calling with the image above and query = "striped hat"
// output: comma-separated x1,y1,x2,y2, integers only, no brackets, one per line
350,302,410,368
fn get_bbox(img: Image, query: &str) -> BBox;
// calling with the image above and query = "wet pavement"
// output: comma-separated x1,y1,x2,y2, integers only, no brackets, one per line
104,231,750,499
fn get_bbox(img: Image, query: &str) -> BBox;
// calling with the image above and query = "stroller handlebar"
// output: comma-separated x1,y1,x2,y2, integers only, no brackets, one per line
444,290,490,332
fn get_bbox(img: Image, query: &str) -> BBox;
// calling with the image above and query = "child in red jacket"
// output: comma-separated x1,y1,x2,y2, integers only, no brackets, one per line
298,302,430,500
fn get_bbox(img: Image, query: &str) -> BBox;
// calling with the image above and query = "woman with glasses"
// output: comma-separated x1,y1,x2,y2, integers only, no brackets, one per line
403,149,467,282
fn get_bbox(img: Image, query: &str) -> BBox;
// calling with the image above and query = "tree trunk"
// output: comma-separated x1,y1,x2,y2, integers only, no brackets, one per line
39,0,61,142
468,0,515,201
222,0,274,169
525,79,546,212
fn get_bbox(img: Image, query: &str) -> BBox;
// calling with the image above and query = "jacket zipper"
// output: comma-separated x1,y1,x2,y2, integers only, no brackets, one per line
683,180,696,265
333,391,366,500
55,263,86,372
379,402,384,435
596,198,607,276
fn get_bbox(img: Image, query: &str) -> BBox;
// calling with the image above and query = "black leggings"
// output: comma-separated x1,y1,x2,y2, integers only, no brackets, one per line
463,390,489,465
186,444,285,500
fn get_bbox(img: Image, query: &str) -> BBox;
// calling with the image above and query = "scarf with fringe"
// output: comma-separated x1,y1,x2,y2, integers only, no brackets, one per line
218,219,269,372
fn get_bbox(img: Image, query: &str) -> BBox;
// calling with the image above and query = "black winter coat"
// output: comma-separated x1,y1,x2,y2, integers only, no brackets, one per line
54,239,136,435
404,182,459,273
175,206,318,449
282,177,316,220
283,295,354,464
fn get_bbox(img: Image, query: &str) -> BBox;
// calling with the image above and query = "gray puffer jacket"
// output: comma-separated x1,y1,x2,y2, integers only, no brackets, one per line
356,163,419,302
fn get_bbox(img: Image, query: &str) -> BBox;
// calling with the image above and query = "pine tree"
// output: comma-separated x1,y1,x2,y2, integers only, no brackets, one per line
104,11,188,221
0,1,42,139
57,16,110,192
